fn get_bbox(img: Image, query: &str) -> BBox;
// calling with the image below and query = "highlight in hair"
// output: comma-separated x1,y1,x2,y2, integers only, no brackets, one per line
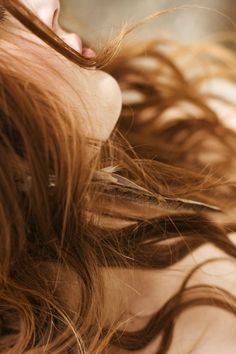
0,1,236,353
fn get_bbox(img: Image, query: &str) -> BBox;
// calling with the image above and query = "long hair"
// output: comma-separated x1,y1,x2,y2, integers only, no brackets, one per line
1,0,236,353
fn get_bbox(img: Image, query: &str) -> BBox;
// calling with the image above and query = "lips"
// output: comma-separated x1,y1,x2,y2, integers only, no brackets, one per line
73,33,96,58
82,47,96,58
61,30,96,58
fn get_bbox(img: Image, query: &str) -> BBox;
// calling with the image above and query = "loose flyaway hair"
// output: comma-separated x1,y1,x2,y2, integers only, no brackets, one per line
1,0,236,353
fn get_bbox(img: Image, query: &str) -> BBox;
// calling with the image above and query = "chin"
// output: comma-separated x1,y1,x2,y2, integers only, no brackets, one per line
92,70,122,140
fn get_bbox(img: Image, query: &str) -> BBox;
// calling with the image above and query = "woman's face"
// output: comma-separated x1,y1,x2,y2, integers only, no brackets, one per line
9,0,123,142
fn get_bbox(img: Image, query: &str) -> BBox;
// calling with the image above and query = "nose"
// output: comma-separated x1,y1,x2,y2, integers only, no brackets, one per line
24,0,82,52
25,0,61,30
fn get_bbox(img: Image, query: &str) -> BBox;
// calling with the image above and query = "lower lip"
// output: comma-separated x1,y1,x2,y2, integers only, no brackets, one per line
82,47,96,58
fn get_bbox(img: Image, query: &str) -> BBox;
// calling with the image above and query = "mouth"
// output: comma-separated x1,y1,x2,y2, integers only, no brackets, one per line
75,34,96,58
82,47,96,59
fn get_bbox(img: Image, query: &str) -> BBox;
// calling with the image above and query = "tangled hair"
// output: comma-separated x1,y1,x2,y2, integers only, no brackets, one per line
1,0,236,353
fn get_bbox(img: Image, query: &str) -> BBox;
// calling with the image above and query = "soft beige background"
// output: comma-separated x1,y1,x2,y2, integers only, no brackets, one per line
60,0,236,46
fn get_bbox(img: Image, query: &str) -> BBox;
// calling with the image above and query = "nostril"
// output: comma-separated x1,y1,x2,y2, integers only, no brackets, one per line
52,8,59,30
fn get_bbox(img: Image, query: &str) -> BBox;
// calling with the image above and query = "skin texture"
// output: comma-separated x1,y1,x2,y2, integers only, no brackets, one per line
15,0,122,142
104,235,236,354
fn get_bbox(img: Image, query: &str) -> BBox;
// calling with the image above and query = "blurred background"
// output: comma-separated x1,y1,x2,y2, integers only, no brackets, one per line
60,0,236,47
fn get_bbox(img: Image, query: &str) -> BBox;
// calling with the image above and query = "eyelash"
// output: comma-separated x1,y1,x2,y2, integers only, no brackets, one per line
0,7,7,23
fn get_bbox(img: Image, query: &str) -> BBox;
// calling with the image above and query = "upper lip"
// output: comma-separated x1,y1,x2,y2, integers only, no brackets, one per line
62,32,96,57
73,33,83,53
62,32,83,54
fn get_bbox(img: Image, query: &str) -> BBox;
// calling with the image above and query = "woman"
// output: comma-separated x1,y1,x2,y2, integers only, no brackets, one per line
1,0,236,353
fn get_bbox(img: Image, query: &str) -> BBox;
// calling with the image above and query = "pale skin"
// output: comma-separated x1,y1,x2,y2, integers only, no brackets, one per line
15,0,122,143
7,1,236,353
105,235,236,353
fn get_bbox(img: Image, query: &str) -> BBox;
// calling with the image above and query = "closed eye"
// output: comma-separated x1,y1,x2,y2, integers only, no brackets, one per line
0,7,7,23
